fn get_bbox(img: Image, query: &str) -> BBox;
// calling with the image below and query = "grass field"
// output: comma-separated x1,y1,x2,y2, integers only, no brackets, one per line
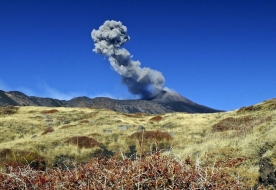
0,98,275,189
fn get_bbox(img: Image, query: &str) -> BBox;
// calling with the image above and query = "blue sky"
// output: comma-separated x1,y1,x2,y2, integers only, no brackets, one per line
0,0,275,111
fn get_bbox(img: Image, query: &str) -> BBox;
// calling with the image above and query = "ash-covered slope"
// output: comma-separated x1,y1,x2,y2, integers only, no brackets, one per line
0,90,222,114
145,90,222,113
66,97,172,114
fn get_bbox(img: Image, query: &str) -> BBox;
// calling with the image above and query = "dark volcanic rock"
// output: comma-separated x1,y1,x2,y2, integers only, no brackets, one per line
0,90,18,106
29,96,65,107
6,91,38,106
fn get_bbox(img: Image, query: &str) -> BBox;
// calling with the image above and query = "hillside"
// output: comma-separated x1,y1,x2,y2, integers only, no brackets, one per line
0,98,275,188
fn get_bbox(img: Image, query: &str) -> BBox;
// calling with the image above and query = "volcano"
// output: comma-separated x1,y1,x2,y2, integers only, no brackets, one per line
0,89,222,114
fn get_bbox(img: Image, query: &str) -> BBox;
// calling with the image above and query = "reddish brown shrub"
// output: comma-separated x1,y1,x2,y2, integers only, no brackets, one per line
41,127,54,135
237,99,276,113
123,113,143,118
215,157,245,168
237,105,255,113
40,109,59,114
130,130,173,142
149,115,162,122
65,136,100,148
0,151,251,189
79,119,89,124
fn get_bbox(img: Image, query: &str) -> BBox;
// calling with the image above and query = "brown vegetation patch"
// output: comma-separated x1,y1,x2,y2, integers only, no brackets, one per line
0,148,12,158
212,116,272,136
130,130,173,142
238,99,276,113
0,105,19,115
59,125,76,129
65,136,99,148
149,115,163,122
237,105,258,113
123,113,143,118
41,127,54,135
79,119,89,124
40,109,59,114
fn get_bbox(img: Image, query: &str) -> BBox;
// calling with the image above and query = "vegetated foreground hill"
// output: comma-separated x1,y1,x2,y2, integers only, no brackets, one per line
0,90,222,114
0,98,275,188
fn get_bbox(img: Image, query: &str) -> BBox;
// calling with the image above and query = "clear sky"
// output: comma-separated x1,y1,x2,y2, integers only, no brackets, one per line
0,0,275,111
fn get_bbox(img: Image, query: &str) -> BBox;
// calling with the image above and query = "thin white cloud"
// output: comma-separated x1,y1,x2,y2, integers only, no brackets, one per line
36,83,84,100
0,79,10,91
0,79,129,100
17,87,36,96
36,82,121,100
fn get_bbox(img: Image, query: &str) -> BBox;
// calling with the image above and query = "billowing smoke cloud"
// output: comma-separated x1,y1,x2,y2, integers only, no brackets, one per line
91,20,165,99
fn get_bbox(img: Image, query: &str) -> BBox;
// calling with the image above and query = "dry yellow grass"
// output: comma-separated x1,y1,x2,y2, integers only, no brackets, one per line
0,101,275,187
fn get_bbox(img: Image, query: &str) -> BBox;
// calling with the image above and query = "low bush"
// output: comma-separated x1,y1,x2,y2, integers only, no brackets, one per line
40,109,59,114
41,127,54,135
65,136,99,149
0,151,252,189
237,105,255,113
79,119,89,124
149,115,163,122
0,105,19,115
130,130,173,142
123,113,143,118
212,116,272,132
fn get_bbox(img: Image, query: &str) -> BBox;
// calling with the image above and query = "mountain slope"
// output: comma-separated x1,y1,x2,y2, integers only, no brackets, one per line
146,90,222,113
0,90,222,113
0,90,18,106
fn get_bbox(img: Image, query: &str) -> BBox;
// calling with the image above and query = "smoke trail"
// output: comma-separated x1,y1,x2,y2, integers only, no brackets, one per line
91,20,165,99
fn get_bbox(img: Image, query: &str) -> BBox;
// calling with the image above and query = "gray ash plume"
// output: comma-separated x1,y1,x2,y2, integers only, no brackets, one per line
91,20,165,99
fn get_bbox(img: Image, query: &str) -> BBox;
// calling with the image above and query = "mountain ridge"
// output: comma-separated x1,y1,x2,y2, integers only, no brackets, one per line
0,90,223,114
